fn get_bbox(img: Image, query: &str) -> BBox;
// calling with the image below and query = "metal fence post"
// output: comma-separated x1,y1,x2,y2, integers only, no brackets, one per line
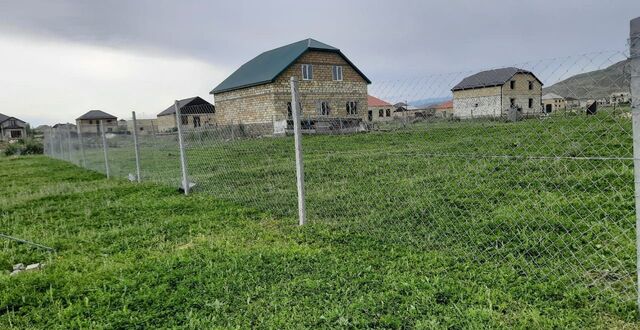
66,126,73,163
175,100,190,195
290,77,307,226
100,120,110,178
76,123,86,167
131,111,142,182
57,127,64,160
629,16,640,316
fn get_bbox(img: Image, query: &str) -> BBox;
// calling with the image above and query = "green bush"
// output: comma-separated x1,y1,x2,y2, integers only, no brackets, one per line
3,143,19,156
2,139,44,156
22,140,44,155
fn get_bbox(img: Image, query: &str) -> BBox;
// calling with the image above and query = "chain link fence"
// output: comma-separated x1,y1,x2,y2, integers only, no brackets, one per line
44,22,640,309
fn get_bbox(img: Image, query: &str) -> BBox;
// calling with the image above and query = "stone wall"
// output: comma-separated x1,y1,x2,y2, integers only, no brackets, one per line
156,113,216,132
453,86,502,118
76,119,119,134
501,73,543,115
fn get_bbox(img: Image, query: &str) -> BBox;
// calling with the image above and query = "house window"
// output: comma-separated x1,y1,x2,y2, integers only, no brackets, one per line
379,109,384,117
181,116,188,125
140,127,144,131
287,102,292,118
510,98,516,107
528,81,533,90
332,65,343,81
319,101,330,116
89,120,93,124
510,81,515,89
528,98,533,108
386,109,391,117
10,130,22,138
107,119,112,123
193,116,201,128
301,64,313,80
346,101,357,115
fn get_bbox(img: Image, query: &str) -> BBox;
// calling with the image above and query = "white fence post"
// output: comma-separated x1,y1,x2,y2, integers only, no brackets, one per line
629,16,640,316
66,126,73,163
76,123,86,167
290,77,307,226
131,111,142,183
175,100,190,195
100,120,111,179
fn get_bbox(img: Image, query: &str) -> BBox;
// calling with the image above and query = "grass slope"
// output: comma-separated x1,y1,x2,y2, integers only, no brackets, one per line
0,154,637,328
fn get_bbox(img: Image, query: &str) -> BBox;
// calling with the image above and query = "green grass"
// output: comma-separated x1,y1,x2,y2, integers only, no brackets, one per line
3,109,639,328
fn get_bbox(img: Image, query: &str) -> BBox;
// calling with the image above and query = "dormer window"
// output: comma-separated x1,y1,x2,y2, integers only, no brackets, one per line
301,64,313,80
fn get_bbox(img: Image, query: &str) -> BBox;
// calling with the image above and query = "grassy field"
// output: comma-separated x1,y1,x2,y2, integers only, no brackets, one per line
5,109,638,328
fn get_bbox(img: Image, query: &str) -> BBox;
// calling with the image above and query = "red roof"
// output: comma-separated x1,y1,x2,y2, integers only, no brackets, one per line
368,95,392,107
435,100,453,109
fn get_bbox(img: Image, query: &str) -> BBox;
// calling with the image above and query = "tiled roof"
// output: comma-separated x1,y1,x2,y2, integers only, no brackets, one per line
368,95,392,107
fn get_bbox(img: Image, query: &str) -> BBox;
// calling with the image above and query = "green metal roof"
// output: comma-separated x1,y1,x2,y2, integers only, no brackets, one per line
211,38,370,94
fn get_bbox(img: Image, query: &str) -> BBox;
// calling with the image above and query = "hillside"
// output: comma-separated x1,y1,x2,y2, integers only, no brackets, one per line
543,59,630,99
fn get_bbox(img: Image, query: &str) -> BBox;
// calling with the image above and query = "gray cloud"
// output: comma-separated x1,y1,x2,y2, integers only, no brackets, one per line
1,0,639,81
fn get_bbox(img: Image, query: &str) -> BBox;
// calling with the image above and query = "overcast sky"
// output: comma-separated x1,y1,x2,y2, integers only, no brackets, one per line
1,0,638,126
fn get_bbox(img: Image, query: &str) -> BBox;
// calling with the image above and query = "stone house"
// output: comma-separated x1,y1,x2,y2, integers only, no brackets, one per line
127,118,158,135
367,95,394,122
156,97,215,132
542,93,566,113
452,67,543,119
76,110,118,134
0,113,27,140
210,38,371,133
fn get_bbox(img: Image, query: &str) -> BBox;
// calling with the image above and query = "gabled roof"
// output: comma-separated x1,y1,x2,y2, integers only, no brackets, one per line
451,67,543,91
77,110,117,120
0,113,26,124
211,38,371,94
368,95,392,107
542,92,564,100
158,96,215,116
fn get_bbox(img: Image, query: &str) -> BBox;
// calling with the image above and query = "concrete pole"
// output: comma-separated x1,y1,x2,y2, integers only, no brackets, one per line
76,123,86,167
131,111,142,182
629,16,640,316
290,77,307,226
100,120,110,178
175,101,190,195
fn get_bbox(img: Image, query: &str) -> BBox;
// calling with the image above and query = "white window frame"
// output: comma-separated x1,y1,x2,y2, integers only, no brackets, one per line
301,64,313,80
333,65,343,81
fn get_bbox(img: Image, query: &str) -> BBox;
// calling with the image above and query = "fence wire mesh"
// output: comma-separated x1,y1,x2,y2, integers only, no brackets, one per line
44,49,637,305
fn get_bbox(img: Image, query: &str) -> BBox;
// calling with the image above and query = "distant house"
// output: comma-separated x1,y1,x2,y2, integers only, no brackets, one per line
434,100,454,118
0,113,27,140
76,110,118,134
211,38,370,133
156,97,215,132
52,123,77,130
452,67,543,119
127,118,158,135
611,92,631,105
542,93,566,113
367,95,394,122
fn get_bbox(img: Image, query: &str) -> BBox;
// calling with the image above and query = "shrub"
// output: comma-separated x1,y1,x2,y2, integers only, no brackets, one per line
4,143,19,156
2,139,44,156
22,140,44,155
